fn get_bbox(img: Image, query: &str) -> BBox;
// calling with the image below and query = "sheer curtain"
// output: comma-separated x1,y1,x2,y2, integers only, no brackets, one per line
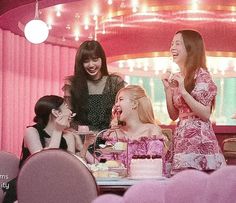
0,29,76,156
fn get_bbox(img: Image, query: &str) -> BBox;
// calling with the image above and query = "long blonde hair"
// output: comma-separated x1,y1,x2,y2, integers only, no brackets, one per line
117,85,156,125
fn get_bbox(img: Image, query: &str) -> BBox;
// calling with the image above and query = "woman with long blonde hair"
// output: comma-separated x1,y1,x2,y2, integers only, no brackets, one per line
102,85,166,170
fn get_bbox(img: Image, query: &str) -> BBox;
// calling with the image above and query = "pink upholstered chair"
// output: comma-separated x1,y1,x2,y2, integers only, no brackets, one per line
0,151,19,202
92,166,236,203
92,194,124,203
222,138,236,165
123,170,208,203
165,169,208,203
124,180,167,203
205,166,236,203
17,149,98,203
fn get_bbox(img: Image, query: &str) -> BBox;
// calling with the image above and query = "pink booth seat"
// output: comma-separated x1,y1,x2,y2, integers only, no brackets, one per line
17,149,98,203
205,165,236,203
124,180,167,203
0,151,19,202
92,194,124,203
165,169,208,203
123,170,208,203
93,166,236,203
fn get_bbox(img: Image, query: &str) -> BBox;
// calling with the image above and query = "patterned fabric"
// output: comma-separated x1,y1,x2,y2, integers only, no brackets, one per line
73,74,125,132
75,74,126,153
101,135,164,169
169,68,226,173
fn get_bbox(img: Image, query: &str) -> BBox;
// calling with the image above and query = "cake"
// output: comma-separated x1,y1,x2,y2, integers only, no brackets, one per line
105,160,121,168
93,170,119,178
113,141,127,150
89,162,123,178
129,155,163,178
78,125,89,134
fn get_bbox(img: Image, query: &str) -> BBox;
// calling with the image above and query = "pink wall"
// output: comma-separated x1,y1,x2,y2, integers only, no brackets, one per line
0,29,76,156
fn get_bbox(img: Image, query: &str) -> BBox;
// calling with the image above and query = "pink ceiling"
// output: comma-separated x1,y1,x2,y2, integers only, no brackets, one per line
0,0,236,58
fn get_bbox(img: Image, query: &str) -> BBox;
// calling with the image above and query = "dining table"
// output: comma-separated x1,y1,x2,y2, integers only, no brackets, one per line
96,176,167,195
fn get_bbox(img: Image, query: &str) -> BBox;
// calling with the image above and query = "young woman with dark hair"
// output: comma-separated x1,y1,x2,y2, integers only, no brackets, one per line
62,40,126,153
162,30,226,175
63,40,126,132
3,95,77,203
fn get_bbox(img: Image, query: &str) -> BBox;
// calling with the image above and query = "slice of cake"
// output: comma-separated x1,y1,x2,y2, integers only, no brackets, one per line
129,155,163,179
105,160,121,168
113,141,127,151
78,125,90,134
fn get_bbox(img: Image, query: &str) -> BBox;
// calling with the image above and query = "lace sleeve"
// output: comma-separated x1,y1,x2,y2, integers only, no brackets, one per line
109,74,127,93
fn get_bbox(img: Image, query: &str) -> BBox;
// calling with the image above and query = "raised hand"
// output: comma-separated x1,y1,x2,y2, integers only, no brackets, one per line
55,113,71,131
161,71,172,89
84,133,96,147
170,73,185,93
111,105,121,127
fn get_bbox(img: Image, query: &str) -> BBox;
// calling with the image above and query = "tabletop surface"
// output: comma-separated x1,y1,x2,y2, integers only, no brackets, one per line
96,176,167,186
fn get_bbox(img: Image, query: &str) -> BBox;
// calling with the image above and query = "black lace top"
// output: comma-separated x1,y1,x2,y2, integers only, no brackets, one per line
71,74,126,132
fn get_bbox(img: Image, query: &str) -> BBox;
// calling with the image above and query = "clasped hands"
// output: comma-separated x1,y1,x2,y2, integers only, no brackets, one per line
161,71,186,94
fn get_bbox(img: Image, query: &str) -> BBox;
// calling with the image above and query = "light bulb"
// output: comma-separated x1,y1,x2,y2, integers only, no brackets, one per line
24,19,49,44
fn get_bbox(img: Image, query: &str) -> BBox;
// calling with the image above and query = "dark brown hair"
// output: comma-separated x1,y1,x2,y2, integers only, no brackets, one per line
176,30,207,93
34,95,64,128
70,40,109,123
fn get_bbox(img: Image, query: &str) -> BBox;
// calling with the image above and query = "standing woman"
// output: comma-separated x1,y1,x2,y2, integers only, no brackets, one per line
63,40,126,132
162,30,226,175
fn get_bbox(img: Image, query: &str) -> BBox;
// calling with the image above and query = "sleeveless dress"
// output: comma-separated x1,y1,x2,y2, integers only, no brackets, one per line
2,124,68,203
100,135,165,170
168,68,226,173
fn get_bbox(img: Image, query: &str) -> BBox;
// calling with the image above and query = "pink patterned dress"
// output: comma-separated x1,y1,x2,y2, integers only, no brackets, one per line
169,68,226,173
101,135,164,170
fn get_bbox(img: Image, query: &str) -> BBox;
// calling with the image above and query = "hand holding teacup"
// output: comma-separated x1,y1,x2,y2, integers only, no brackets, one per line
77,125,96,145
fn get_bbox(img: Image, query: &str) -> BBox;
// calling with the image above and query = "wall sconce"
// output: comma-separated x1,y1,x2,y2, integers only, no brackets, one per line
24,0,49,44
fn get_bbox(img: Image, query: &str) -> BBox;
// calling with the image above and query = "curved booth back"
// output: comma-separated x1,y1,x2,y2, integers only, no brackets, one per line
0,151,19,202
93,166,236,203
17,149,98,203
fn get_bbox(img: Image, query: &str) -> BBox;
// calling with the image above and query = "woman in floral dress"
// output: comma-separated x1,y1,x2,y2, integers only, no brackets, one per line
162,30,226,174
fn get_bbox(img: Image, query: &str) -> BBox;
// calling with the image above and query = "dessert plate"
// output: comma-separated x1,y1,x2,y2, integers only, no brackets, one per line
109,167,126,172
127,176,167,180
76,131,95,135
95,177,122,181
109,167,127,177
96,148,125,154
